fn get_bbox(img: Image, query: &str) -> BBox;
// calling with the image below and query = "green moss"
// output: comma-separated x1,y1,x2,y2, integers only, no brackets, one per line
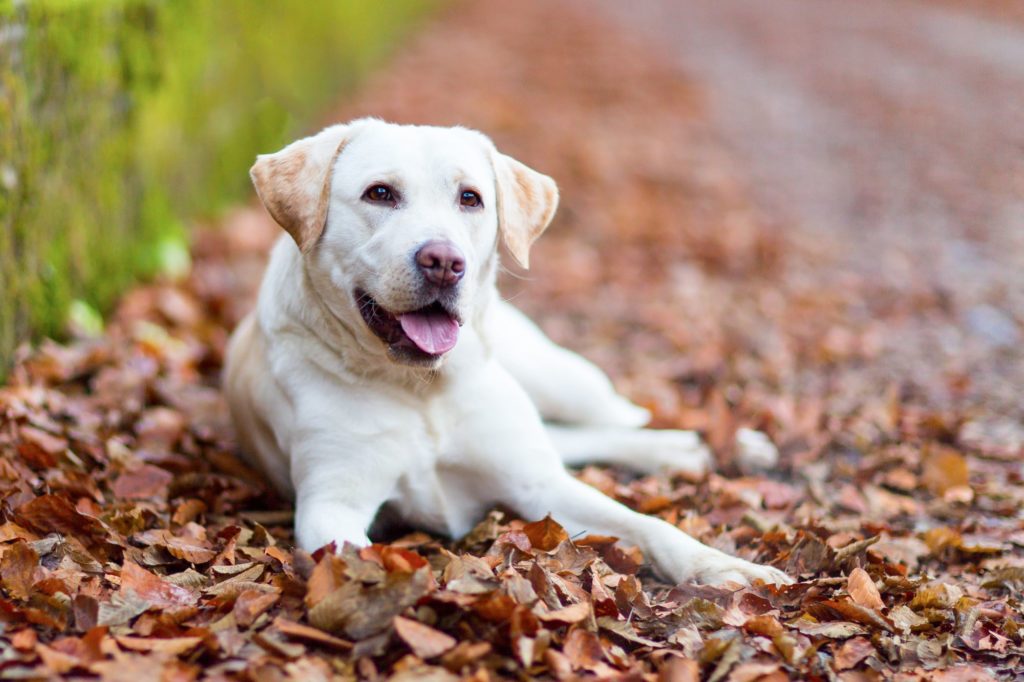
0,0,432,376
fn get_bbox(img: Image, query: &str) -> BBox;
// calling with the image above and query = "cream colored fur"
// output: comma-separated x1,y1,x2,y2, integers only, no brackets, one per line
225,118,791,586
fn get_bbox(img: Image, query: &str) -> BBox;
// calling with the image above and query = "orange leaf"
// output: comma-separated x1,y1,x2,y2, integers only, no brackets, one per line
847,567,885,611
563,628,605,671
921,445,969,495
233,589,280,628
111,464,174,501
522,515,568,552
305,553,347,608
393,616,456,659
834,636,876,670
0,541,41,600
119,560,198,609
274,617,353,652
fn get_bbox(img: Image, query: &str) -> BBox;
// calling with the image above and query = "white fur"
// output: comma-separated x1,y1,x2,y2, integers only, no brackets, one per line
224,119,791,586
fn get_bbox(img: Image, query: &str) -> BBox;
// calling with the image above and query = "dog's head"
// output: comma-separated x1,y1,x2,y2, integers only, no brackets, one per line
250,119,558,367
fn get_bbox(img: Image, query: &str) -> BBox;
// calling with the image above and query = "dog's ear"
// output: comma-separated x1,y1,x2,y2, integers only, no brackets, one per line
250,124,351,253
492,152,559,269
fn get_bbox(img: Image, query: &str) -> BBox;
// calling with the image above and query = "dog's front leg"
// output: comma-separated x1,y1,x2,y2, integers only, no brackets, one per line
514,470,790,585
287,395,419,552
449,363,792,586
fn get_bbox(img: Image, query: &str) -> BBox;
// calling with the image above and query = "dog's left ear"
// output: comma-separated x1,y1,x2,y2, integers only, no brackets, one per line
492,152,559,269
250,124,351,253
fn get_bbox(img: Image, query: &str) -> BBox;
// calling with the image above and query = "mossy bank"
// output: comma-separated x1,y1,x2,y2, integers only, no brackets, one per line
0,0,431,377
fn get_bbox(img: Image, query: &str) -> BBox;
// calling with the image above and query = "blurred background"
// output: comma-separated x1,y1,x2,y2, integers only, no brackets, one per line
1,0,1022,445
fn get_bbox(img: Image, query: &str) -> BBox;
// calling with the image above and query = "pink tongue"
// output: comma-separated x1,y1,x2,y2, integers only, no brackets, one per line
398,309,460,355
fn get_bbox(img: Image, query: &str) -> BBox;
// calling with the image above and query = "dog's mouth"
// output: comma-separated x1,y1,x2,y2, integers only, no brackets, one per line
355,289,463,361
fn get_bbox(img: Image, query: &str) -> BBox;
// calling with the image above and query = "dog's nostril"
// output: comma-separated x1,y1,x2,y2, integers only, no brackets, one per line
415,240,466,287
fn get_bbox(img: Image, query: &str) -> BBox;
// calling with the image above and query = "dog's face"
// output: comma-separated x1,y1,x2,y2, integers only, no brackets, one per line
250,119,558,367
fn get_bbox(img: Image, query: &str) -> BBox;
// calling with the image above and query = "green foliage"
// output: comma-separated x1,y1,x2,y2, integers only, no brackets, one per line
0,0,430,375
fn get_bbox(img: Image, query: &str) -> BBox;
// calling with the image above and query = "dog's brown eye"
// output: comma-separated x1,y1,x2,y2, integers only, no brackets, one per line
363,184,396,204
460,190,482,208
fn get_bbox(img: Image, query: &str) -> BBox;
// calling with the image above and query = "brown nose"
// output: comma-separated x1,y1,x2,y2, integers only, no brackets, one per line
415,240,465,288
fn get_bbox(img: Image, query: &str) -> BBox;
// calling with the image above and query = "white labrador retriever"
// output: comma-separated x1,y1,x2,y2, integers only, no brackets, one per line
225,118,790,585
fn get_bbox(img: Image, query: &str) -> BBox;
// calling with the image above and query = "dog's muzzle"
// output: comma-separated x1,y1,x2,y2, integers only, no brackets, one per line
355,289,463,360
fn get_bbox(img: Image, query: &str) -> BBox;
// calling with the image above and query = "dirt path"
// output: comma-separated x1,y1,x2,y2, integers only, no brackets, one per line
1,0,1022,678
595,0,1024,421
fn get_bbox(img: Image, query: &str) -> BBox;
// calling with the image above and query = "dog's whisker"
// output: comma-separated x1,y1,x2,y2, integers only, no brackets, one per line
499,262,534,281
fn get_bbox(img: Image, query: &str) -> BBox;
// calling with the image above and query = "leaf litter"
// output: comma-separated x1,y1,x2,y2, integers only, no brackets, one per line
1,0,1022,678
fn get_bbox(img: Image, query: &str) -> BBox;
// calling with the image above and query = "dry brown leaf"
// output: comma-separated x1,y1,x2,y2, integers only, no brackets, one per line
393,615,457,659
522,516,569,552
233,588,280,628
273,617,353,651
536,600,591,624
309,567,431,639
20,424,68,454
728,661,786,682
305,552,348,608
909,581,964,611
112,464,174,501
118,560,198,610
134,528,216,564
847,568,885,611
834,636,876,670
15,495,106,544
562,627,605,671
660,656,700,682
441,641,492,670
921,446,970,495
0,541,41,600
115,635,203,656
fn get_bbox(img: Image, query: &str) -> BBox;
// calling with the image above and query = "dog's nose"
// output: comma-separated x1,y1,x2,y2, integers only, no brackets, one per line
415,240,465,288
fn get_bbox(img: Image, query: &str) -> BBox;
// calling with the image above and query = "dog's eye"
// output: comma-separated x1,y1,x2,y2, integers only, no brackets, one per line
363,184,396,204
460,190,482,209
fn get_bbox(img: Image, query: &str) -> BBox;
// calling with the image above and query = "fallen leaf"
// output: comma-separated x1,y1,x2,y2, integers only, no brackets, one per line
309,566,431,639
118,560,198,609
563,627,605,671
910,582,964,610
233,588,279,628
921,445,969,495
393,615,457,659
274,617,353,651
834,636,875,670
0,541,41,600
847,567,885,611
15,495,106,544
112,464,174,501
522,516,569,552
537,600,591,624
115,635,203,656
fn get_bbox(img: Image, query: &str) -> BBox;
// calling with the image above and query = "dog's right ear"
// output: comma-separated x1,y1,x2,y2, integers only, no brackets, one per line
250,124,350,253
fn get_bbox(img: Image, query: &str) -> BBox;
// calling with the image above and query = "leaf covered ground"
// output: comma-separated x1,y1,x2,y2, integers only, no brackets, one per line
2,0,1023,679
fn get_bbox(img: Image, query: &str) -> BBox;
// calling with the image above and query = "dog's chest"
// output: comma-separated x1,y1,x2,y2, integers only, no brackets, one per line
388,391,488,537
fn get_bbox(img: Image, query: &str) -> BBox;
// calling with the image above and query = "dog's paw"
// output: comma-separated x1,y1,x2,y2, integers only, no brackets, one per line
657,544,794,587
632,430,713,476
599,396,652,429
735,427,779,471
648,430,713,475
693,557,794,587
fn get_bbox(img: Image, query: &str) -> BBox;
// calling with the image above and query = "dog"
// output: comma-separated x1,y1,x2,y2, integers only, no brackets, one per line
224,118,791,586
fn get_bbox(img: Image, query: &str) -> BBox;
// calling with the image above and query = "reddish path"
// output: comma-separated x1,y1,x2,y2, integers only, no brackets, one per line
594,0,1024,421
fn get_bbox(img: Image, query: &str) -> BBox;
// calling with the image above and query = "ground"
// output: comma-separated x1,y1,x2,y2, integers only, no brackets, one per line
1,0,1022,679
